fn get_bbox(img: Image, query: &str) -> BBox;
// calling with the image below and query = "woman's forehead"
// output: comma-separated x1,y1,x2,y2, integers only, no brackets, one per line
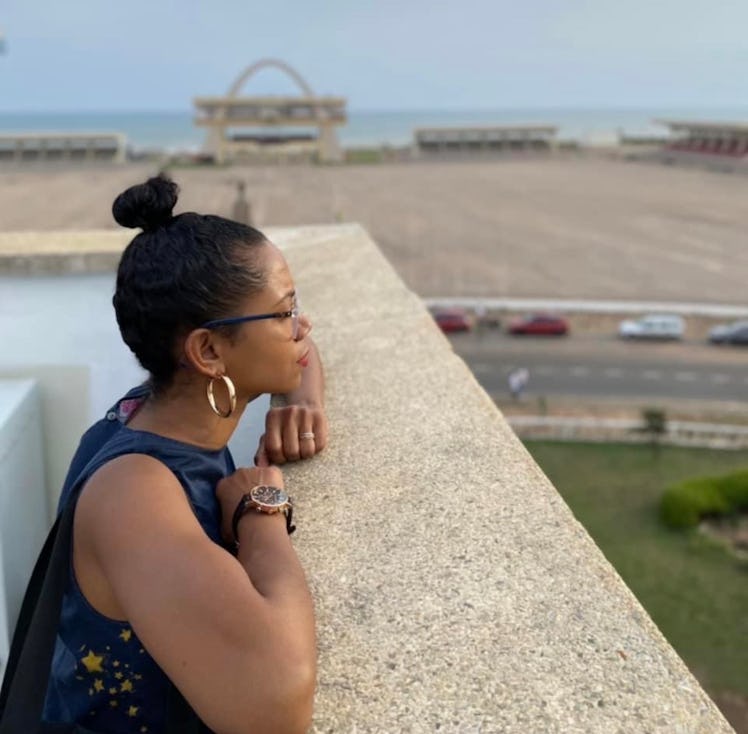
257,243,294,296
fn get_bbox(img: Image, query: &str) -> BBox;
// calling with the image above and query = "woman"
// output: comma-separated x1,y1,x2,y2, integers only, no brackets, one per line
42,176,324,733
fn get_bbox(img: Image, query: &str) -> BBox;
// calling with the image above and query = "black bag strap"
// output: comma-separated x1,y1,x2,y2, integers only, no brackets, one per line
0,513,60,711
0,493,201,734
0,506,69,732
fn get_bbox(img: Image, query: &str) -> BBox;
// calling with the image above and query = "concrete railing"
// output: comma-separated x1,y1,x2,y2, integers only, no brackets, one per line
281,225,734,733
509,415,748,450
0,224,735,732
0,132,127,164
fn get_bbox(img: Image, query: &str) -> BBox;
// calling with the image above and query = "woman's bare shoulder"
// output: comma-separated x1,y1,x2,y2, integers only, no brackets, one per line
76,452,195,539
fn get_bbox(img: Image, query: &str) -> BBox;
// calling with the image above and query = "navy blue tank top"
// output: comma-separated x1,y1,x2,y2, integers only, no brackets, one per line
42,386,235,733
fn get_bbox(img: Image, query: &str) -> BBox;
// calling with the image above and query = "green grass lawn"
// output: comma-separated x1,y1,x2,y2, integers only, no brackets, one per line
524,441,748,697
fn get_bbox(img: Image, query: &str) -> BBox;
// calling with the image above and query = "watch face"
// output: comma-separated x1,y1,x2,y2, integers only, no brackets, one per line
250,484,289,509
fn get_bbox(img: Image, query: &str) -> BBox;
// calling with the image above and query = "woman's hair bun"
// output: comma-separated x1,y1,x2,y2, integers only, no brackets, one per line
112,175,179,230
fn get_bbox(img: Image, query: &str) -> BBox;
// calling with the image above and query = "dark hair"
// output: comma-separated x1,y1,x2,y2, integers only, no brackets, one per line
112,176,268,390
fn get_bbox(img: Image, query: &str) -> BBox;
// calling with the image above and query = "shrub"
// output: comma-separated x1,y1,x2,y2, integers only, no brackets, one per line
660,470,748,529
719,469,748,510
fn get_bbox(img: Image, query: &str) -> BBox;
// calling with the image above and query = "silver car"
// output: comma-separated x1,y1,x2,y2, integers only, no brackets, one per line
618,314,685,340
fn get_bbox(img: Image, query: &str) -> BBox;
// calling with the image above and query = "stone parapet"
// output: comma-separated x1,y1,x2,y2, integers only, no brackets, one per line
509,415,748,449
0,230,130,275
278,225,734,733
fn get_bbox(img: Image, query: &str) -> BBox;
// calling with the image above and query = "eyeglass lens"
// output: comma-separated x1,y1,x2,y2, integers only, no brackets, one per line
292,296,300,339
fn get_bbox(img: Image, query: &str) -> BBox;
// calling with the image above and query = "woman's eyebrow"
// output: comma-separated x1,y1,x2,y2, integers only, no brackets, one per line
272,289,296,307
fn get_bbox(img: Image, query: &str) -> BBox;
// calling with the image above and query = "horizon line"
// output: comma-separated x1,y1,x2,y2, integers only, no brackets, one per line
2,103,748,116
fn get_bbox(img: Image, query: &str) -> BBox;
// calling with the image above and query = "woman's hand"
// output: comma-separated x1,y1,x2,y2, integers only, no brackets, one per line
255,403,329,466
259,336,328,465
215,465,285,544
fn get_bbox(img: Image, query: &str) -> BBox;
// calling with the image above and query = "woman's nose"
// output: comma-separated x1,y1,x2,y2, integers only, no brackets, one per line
296,312,312,340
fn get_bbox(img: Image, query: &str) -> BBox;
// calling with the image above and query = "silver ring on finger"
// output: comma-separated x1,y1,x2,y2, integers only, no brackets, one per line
300,431,315,440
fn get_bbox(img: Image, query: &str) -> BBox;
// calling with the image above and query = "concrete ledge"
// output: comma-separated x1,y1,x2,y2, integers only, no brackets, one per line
0,225,373,275
278,224,734,733
0,230,130,274
426,296,748,319
510,415,748,449
0,132,127,165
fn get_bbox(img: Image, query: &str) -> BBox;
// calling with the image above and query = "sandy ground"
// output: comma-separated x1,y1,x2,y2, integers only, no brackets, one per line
1,155,748,304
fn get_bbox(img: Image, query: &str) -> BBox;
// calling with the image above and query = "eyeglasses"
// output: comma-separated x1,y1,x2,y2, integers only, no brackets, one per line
201,296,301,339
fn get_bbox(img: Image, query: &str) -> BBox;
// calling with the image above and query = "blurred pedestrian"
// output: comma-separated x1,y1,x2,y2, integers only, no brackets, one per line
474,302,487,337
508,367,529,400
231,180,252,225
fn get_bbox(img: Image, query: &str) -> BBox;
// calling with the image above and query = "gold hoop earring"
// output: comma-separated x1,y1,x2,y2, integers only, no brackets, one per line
207,374,237,418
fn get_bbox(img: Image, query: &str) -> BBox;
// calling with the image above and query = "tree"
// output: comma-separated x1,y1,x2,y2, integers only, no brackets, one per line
641,407,667,454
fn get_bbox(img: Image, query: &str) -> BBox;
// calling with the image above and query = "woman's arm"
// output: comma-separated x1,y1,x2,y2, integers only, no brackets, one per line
257,337,328,465
75,457,316,734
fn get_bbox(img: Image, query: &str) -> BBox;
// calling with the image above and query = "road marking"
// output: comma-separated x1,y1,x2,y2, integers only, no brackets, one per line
604,368,624,378
642,370,663,380
675,371,697,381
710,373,731,384
471,362,494,373
570,366,590,377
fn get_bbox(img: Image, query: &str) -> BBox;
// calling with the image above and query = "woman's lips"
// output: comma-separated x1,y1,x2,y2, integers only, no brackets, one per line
298,351,310,368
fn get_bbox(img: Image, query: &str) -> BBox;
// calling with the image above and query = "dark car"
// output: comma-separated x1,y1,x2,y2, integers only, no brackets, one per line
432,307,473,333
508,313,569,336
708,321,748,345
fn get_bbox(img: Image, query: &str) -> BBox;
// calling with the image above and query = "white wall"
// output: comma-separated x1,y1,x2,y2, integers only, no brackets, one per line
0,380,47,678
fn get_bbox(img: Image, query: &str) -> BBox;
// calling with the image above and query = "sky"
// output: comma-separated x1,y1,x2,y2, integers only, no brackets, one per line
1,0,747,112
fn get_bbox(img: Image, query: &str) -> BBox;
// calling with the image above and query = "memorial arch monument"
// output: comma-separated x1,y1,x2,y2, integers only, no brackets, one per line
193,59,346,164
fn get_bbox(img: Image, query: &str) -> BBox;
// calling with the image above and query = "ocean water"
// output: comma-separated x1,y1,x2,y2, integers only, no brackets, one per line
0,107,747,152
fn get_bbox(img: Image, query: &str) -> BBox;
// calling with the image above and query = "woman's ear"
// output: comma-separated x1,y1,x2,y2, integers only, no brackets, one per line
182,328,227,377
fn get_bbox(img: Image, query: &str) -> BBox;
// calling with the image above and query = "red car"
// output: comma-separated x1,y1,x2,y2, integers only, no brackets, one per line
508,313,569,336
432,308,473,333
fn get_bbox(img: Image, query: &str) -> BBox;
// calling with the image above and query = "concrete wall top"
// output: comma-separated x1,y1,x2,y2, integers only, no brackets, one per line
0,230,129,275
1,223,734,732
0,225,356,275
278,225,732,733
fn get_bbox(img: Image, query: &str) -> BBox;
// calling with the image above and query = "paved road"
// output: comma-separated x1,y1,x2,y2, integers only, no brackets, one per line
448,331,748,402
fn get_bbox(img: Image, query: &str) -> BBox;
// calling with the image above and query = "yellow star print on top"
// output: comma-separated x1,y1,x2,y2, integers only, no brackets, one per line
80,650,104,674
44,397,236,730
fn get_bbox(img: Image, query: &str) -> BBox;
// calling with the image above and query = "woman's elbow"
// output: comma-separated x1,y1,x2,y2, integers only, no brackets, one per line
223,655,316,734
280,652,317,733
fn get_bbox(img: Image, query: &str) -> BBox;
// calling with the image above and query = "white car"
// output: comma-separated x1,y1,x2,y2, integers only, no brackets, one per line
618,314,685,340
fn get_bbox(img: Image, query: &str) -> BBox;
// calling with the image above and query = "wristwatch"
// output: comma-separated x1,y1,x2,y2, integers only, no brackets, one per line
232,485,295,547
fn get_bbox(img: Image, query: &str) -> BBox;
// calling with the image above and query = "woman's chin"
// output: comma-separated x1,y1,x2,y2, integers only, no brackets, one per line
270,374,303,396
